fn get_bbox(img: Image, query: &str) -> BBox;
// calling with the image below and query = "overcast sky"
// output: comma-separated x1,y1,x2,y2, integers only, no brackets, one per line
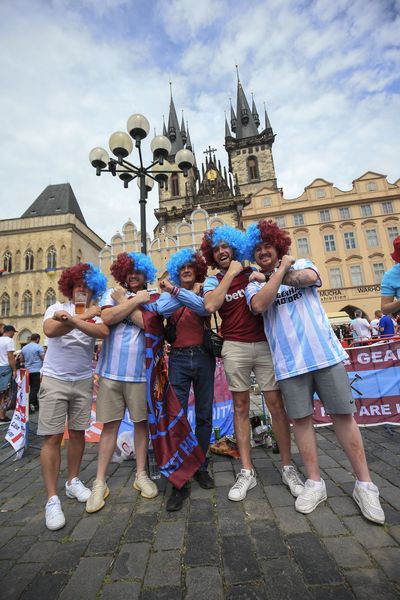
1,0,399,246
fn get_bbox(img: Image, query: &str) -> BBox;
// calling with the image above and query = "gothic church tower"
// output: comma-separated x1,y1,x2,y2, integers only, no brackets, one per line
225,75,277,197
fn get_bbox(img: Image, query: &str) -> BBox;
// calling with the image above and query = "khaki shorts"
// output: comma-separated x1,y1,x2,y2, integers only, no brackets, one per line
96,376,147,423
37,375,92,435
221,340,279,392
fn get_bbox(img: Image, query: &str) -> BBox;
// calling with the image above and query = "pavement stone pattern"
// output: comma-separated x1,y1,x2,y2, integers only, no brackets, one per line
0,419,399,599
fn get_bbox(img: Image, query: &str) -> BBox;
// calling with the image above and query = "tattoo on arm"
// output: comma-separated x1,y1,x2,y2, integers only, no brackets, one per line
282,269,316,288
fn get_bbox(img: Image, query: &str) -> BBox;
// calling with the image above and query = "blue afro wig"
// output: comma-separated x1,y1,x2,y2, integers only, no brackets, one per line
83,263,108,300
243,223,263,261
128,252,157,283
166,248,207,286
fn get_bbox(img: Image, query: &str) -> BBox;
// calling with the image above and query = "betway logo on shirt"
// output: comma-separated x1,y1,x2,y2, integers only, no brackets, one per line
225,288,245,302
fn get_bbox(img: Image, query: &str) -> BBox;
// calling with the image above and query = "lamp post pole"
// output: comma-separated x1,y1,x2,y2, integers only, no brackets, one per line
89,114,195,255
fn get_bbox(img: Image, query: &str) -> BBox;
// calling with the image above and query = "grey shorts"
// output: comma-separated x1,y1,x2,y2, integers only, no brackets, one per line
221,340,279,392
37,375,92,435
278,362,356,419
96,376,147,423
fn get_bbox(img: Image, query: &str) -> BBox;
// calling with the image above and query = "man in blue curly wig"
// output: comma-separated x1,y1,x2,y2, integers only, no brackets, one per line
38,262,109,531
87,252,159,514
156,248,216,510
201,225,304,503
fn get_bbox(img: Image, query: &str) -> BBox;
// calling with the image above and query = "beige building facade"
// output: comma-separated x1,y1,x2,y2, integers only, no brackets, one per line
242,171,400,320
0,184,105,347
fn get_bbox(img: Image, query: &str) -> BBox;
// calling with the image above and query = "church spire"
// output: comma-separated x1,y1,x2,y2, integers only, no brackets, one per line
251,93,260,127
235,77,259,139
225,111,232,138
263,101,272,131
230,99,237,133
180,112,187,145
167,83,184,155
186,121,192,151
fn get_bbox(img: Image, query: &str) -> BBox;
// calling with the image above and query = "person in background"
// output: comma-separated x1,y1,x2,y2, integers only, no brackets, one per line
379,312,395,338
86,252,159,515
201,225,304,503
350,310,372,342
245,219,384,525
0,323,5,336
381,236,400,318
20,333,45,413
0,325,17,423
38,263,108,531
370,310,382,338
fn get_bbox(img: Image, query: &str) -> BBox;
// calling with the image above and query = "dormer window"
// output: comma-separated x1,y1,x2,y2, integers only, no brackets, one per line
241,109,249,125
169,126,176,141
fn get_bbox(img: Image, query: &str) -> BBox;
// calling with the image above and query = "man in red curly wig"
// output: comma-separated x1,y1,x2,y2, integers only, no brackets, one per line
202,225,304,503
38,262,108,531
245,219,384,524
86,251,159,514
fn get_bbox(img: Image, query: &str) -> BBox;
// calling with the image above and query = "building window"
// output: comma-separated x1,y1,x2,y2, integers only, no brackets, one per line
339,207,350,219
45,288,56,309
324,234,336,252
0,293,10,317
329,267,343,288
316,189,326,199
297,237,309,256
293,213,304,226
349,265,363,286
47,246,57,269
247,156,259,180
373,262,385,284
171,173,179,197
361,204,372,217
382,201,394,215
24,249,34,271
275,216,286,228
387,226,399,244
22,291,33,316
320,209,330,223
367,181,377,192
263,197,272,207
3,251,12,273
366,228,379,247
344,231,356,250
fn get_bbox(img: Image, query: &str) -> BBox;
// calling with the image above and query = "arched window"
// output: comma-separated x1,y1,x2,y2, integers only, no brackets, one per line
76,249,82,264
22,290,32,316
47,246,57,269
0,293,10,317
45,288,57,309
3,251,12,273
24,249,34,271
171,173,180,197
247,156,259,181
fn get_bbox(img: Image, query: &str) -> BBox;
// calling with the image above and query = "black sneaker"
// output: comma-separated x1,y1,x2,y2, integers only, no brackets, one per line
166,485,190,512
194,470,215,489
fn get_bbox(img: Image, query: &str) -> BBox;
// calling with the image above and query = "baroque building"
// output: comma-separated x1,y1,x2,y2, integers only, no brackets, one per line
0,183,105,346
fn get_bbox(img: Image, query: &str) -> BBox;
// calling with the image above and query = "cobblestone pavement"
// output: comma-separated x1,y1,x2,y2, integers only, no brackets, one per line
0,419,399,600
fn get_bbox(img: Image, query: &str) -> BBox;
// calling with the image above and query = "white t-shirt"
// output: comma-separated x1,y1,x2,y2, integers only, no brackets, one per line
370,318,380,336
0,337,15,366
41,301,100,381
351,318,371,340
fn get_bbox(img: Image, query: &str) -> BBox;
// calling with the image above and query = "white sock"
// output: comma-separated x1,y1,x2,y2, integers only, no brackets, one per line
307,479,324,488
47,495,59,504
356,480,374,489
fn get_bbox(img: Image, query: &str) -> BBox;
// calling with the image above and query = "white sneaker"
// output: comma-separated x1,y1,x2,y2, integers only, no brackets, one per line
228,469,257,501
133,471,159,499
45,496,66,531
353,481,385,525
86,479,110,513
282,465,305,497
65,477,91,502
295,479,327,514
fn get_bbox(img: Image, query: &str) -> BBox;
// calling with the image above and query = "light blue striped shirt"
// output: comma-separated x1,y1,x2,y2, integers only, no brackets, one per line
245,259,348,380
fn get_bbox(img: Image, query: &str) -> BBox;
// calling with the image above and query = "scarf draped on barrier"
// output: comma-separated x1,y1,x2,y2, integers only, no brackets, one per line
142,303,205,489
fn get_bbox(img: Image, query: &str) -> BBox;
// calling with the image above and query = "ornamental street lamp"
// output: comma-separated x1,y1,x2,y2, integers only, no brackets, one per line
89,114,195,255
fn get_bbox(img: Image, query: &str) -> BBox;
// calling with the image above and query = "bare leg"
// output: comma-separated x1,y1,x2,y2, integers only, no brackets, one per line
291,416,320,481
67,429,86,484
134,420,149,473
95,420,121,481
331,414,371,482
41,433,64,499
232,391,252,470
263,390,292,466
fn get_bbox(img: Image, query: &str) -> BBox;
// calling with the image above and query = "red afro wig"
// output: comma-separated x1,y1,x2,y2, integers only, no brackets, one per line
258,219,291,259
58,263,90,299
200,229,217,268
110,253,134,287
193,252,208,282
